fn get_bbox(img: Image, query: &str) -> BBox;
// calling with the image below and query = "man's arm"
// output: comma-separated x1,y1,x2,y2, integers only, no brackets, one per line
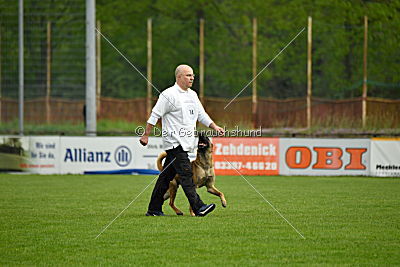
140,91,171,146
209,122,225,136
139,123,154,146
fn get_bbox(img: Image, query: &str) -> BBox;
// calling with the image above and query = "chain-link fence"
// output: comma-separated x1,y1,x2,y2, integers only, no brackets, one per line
0,0,85,133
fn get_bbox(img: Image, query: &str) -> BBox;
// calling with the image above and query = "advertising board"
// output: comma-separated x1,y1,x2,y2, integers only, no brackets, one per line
370,138,400,177
212,138,279,176
279,138,370,176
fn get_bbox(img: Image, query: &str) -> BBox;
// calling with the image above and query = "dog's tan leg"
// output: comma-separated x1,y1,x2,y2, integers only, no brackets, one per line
168,180,183,215
163,190,170,200
207,185,227,208
189,206,196,217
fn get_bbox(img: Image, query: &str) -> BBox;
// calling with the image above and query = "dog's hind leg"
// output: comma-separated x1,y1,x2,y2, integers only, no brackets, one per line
207,185,227,208
163,190,170,201
168,180,183,216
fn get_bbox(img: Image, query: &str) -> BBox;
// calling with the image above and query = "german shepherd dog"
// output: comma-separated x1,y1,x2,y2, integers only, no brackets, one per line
157,134,227,216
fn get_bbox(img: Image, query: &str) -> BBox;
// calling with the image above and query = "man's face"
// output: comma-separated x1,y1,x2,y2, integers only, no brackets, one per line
178,67,195,89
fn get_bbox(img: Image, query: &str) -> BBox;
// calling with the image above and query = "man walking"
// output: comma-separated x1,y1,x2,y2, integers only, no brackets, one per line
140,64,224,216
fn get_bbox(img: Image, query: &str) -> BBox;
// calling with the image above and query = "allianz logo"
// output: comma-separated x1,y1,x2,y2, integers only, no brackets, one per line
64,146,132,166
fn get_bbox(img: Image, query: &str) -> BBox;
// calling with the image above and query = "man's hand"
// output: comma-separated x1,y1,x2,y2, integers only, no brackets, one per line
139,135,148,146
210,122,225,136
139,123,154,146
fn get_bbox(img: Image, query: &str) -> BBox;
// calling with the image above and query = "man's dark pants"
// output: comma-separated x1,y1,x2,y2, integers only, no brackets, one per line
147,145,204,213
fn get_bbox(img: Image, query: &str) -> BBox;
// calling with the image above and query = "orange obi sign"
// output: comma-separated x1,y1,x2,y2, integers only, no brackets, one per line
212,138,279,175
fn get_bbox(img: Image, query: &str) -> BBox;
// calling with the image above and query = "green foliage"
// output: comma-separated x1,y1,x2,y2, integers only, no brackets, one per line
0,118,398,136
0,119,141,136
96,0,399,99
0,0,398,100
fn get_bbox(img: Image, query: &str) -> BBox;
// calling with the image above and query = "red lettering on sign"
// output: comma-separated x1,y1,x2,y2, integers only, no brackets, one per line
286,147,311,169
312,147,343,169
345,148,367,170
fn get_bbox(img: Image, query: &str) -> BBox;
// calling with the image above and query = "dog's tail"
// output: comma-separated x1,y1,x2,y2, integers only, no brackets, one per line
156,151,167,171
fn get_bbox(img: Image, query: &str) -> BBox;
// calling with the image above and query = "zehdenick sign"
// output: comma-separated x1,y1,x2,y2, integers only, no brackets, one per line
212,138,279,176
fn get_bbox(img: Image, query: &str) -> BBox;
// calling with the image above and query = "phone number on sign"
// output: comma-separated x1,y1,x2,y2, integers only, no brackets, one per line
215,161,277,170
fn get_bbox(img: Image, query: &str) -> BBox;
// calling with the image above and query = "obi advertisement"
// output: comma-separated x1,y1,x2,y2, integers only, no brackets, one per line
279,138,370,176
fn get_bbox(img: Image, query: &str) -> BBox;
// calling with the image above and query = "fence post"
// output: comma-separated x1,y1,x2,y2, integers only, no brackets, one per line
86,0,96,136
96,20,101,116
46,21,51,124
19,0,24,135
199,18,205,103
0,26,2,123
362,16,368,128
252,17,257,128
307,16,312,129
146,18,152,118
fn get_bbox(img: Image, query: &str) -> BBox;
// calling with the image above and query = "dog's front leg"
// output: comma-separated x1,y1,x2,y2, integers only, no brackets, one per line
207,185,227,208
189,206,196,217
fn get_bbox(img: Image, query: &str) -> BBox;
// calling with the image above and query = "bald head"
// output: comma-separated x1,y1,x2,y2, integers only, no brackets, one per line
175,64,194,90
175,64,192,78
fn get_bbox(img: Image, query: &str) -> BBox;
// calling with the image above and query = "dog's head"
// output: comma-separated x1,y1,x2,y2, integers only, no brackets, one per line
197,133,212,152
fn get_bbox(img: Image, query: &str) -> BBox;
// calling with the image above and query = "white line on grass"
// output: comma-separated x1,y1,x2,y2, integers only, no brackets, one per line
224,27,306,110
95,28,176,109
224,159,306,239
95,158,176,239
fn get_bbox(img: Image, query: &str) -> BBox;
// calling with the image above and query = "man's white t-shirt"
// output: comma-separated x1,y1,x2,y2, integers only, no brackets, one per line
147,83,213,152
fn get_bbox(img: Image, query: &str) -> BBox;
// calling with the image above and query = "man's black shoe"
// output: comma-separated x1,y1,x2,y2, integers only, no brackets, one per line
196,203,216,217
145,211,165,216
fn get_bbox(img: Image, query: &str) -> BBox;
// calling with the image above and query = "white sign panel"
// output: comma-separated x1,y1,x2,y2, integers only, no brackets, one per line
26,136,60,174
132,137,196,170
370,139,400,177
279,138,370,176
0,136,60,174
132,137,164,170
59,137,136,174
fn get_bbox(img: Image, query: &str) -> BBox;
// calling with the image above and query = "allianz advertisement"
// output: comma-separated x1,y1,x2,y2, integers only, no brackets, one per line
60,137,174,174
60,137,137,174
0,136,183,174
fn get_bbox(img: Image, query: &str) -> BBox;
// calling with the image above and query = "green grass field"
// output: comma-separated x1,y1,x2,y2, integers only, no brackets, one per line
0,174,399,265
